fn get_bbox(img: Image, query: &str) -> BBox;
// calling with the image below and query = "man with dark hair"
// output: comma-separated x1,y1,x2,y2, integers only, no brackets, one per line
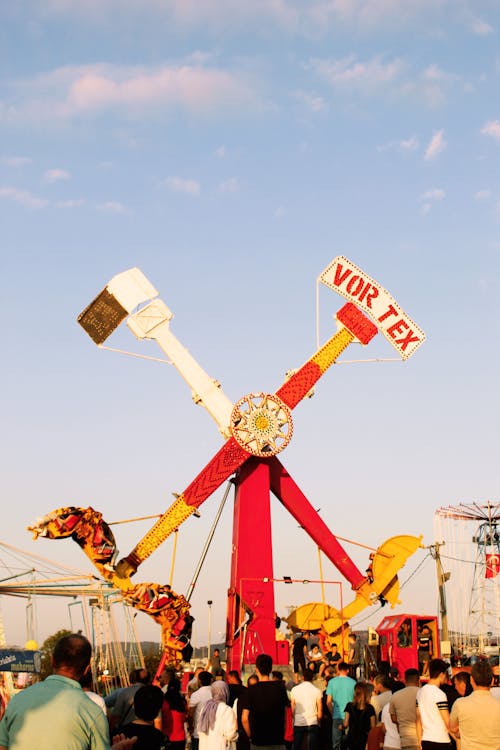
187,666,204,697
371,673,392,721
0,633,136,750
228,670,248,750
326,643,341,674
347,633,361,679
325,662,355,750
227,669,245,707
207,648,223,675
416,658,451,749
188,671,213,750
117,685,166,750
449,660,500,749
111,667,151,730
390,668,420,750
242,653,289,750
292,633,308,684
290,668,322,750
158,666,177,694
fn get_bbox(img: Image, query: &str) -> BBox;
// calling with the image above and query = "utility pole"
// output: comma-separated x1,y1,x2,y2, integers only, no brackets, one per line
429,542,450,644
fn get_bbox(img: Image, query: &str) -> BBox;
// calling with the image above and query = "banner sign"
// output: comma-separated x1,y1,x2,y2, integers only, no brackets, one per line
485,553,500,579
319,256,426,359
0,650,41,673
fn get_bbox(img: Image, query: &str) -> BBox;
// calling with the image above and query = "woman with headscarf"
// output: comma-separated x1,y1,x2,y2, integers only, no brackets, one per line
198,680,238,750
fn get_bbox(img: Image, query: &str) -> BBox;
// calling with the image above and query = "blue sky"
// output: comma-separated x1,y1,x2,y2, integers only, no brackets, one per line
1,0,499,648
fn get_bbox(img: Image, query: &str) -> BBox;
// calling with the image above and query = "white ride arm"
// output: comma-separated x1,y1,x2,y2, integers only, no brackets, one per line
78,268,234,438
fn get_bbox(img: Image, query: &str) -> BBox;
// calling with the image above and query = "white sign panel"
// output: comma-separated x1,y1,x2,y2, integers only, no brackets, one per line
320,256,425,359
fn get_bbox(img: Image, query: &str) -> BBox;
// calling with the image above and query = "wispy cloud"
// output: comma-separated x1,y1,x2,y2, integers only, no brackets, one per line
32,0,453,36
1,156,32,167
307,54,405,93
44,168,71,183
481,120,500,142
308,54,465,108
474,189,491,201
164,177,200,196
400,136,419,151
377,136,419,153
469,17,494,35
424,129,447,160
97,201,127,213
401,65,459,107
218,178,240,193
421,188,445,201
55,198,86,208
420,186,445,215
0,185,112,213
292,89,327,112
0,186,48,209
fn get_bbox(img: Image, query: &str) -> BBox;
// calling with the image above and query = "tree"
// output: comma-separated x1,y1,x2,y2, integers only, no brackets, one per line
39,628,72,680
142,642,162,679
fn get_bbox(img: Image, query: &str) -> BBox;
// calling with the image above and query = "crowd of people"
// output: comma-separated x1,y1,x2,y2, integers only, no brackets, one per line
0,632,499,750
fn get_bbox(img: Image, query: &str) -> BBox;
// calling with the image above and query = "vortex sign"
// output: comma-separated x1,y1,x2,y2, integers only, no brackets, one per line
320,256,426,360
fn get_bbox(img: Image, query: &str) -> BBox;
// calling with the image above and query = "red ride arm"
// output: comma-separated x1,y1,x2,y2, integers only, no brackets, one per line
269,457,367,591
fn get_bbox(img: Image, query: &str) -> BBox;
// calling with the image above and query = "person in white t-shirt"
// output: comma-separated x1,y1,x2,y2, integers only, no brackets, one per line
415,659,451,750
290,668,322,750
188,671,214,750
381,702,401,750
79,671,107,717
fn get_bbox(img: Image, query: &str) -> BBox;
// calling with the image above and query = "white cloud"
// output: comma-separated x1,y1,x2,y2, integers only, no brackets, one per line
378,136,420,153
308,55,463,108
424,129,447,160
400,136,419,151
419,187,445,215
292,89,327,112
66,66,253,116
33,0,451,36
420,188,445,201
218,178,240,193
308,54,405,92
44,168,70,183
165,177,200,196
215,146,227,158
474,189,491,201
97,201,126,213
1,156,32,167
422,64,455,83
469,17,494,35
55,198,86,208
274,205,286,218
0,186,48,209
0,63,260,124
481,120,500,142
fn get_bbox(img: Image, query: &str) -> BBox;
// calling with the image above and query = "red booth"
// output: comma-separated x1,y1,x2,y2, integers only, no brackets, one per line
376,613,440,677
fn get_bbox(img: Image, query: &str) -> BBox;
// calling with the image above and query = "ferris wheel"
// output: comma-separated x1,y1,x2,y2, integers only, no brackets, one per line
434,501,500,656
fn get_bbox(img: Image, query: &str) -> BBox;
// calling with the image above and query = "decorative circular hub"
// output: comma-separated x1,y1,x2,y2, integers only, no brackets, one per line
230,392,293,457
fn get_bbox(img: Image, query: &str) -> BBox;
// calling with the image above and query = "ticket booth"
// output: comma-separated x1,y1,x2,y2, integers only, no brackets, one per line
376,614,440,677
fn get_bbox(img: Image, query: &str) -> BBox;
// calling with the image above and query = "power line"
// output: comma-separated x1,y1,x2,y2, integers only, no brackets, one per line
399,552,431,590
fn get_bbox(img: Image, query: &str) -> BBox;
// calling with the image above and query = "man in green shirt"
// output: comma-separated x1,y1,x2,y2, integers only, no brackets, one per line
0,633,136,750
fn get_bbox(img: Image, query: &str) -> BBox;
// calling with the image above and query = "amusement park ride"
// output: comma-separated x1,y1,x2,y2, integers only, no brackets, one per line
29,257,426,672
